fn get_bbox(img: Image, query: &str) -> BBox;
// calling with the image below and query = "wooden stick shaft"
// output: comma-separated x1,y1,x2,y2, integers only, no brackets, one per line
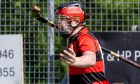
102,47,140,69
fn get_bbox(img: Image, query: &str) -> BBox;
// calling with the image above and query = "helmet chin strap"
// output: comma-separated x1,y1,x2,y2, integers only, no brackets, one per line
69,21,85,37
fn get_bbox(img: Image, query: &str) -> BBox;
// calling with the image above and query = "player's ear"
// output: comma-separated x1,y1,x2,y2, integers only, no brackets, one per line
74,16,80,23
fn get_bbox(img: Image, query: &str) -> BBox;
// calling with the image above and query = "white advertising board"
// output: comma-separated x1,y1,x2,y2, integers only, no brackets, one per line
0,35,24,84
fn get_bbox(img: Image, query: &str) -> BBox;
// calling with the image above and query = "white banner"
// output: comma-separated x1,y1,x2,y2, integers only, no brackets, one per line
0,35,24,84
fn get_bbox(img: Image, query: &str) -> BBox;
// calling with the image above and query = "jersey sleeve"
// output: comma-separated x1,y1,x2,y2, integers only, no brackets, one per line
77,34,96,54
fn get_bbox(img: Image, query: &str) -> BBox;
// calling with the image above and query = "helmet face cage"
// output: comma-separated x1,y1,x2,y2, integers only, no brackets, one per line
55,1,85,37
55,14,73,35
55,15,71,25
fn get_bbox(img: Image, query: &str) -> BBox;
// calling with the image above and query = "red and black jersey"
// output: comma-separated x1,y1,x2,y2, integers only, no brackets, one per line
68,27,109,84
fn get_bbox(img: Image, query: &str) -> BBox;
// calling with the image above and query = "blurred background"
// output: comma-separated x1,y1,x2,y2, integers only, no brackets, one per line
0,0,140,84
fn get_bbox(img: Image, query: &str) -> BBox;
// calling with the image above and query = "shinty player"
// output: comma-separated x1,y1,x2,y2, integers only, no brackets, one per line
55,1,109,84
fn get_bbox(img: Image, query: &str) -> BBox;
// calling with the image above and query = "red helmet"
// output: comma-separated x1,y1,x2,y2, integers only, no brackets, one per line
55,1,85,23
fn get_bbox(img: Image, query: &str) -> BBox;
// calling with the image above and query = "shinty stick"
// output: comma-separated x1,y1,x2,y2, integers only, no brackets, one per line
32,5,140,69
31,5,61,29
102,47,140,69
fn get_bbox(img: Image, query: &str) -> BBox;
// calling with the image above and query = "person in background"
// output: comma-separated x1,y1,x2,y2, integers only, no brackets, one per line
55,1,109,84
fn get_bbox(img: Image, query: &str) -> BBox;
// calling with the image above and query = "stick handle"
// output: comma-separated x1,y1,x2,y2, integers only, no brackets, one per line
119,56,140,68
35,15,54,26
102,47,140,69
32,5,61,29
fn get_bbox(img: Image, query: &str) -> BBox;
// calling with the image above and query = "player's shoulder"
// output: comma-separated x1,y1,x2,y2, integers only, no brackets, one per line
78,32,96,41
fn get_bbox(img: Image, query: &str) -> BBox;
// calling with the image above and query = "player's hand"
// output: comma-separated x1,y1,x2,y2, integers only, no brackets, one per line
60,44,76,65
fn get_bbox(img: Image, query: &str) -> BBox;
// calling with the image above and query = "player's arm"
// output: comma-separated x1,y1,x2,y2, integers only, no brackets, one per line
60,45,96,68
72,51,96,68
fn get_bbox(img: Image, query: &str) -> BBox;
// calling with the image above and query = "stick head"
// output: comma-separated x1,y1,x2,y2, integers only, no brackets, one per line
32,5,41,13
31,5,41,18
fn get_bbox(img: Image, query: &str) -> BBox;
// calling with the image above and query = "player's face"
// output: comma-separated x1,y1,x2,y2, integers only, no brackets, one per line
55,15,73,35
